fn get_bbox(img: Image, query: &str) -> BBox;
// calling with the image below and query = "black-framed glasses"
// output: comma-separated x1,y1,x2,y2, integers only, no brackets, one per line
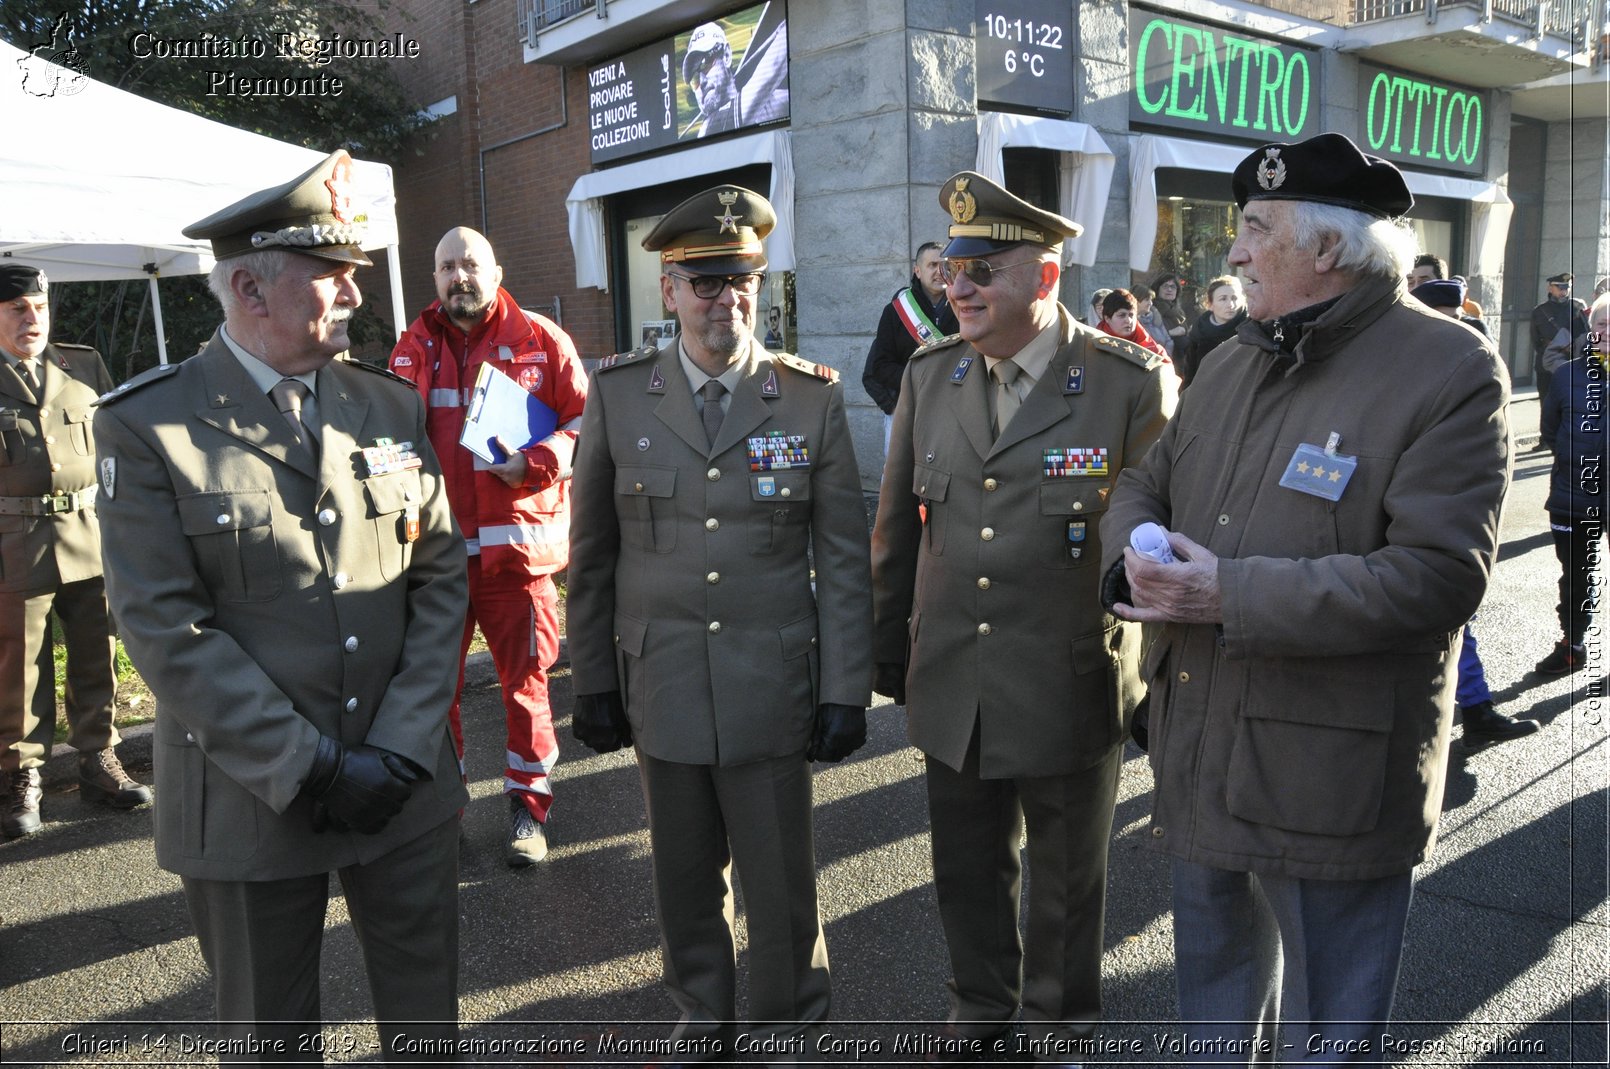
940,258,1041,288
670,272,765,299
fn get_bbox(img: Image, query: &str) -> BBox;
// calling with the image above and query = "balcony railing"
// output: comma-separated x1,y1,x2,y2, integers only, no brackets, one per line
1352,0,1604,51
517,0,594,43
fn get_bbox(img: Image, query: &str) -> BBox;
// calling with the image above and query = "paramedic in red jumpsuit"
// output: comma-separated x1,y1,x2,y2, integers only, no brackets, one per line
390,227,587,865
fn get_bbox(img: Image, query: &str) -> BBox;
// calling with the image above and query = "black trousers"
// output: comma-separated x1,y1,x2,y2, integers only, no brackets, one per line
1551,512,1605,645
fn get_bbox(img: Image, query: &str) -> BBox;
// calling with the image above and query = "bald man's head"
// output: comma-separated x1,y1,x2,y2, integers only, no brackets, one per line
434,226,503,331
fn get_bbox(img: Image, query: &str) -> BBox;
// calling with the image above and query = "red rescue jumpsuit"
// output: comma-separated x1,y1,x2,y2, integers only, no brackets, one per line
390,288,587,822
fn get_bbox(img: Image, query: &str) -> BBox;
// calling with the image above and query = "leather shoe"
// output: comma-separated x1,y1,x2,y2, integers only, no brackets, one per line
77,749,152,808
4,767,42,838
1462,700,1540,749
1535,640,1587,675
506,795,549,866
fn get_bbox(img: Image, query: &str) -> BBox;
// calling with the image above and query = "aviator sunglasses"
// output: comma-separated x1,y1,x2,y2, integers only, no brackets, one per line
940,258,1042,288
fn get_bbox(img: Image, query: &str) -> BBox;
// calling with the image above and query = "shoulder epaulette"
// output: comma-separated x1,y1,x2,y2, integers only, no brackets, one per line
52,342,98,354
596,345,658,373
96,362,181,405
910,333,964,361
343,357,416,388
1091,334,1165,371
773,352,839,382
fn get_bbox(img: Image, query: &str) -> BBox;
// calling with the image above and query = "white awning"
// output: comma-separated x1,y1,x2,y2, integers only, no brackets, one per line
975,112,1114,268
564,130,794,292
1129,133,1513,278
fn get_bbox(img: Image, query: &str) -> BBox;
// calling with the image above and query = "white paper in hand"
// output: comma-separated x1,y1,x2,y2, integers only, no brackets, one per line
459,362,558,464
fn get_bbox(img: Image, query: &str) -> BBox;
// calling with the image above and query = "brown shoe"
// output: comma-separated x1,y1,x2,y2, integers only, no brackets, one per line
3,768,42,838
77,749,153,808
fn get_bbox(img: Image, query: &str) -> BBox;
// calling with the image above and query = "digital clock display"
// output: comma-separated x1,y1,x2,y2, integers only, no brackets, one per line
976,0,1074,117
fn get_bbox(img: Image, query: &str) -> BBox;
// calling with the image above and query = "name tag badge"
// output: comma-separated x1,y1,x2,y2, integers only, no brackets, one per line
1279,442,1357,502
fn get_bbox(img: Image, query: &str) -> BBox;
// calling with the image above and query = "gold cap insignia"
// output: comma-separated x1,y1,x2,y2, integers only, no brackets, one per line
948,177,977,225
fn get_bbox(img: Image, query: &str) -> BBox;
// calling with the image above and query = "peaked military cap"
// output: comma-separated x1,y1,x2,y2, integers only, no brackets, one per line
184,149,372,266
938,171,1081,258
1232,133,1412,220
0,264,47,302
1547,272,1574,285
643,185,773,275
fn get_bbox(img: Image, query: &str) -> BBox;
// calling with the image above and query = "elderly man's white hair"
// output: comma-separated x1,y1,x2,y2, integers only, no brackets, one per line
205,249,297,315
1290,203,1419,283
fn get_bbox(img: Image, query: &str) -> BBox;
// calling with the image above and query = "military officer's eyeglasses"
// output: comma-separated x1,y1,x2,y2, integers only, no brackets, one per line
940,258,1041,288
669,272,766,299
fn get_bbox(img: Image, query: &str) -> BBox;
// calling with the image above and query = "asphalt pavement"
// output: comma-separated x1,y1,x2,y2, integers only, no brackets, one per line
1,401,1605,1067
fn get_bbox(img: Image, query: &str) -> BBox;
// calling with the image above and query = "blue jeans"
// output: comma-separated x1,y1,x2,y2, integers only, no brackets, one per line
1170,858,1413,1065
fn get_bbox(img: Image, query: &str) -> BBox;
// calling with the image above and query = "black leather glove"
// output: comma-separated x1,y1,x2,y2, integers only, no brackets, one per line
807,704,867,763
302,736,415,835
872,662,907,706
572,691,633,754
1100,557,1133,613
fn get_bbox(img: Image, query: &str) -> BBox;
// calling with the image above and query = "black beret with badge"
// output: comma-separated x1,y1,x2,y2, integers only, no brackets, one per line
1232,132,1413,220
938,171,1082,258
183,149,372,266
642,184,774,275
0,264,48,302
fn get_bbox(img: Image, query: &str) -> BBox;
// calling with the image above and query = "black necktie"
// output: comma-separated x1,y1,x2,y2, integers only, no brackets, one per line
16,360,38,395
701,380,727,447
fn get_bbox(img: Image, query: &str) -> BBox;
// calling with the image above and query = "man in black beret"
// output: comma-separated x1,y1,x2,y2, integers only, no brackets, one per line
1531,270,1588,399
1104,132,1511,1057
94,150,468,1061
1,264,151,839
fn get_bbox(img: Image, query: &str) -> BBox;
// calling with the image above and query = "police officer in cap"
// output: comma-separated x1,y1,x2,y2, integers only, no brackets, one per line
94,150,468,1061
568,184,872,1061
1,264,150,839
870,173,1172,1062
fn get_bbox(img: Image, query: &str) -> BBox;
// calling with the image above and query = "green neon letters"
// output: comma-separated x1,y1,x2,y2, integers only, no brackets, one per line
1363,71,1482,166
1132,15,1312,136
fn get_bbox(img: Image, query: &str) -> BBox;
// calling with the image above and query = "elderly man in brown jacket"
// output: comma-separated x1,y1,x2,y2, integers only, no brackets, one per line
872,173,1172,1064
1102,134,1511,1062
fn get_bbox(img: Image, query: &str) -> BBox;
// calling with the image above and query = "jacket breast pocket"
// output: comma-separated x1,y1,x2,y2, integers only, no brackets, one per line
1225,664,1393,837
750,471,811,554
177,489,281,603
913,463,950,555
364,470,423,581
0,408,18,466
1039,480,1108,569
616,466,677,553
62,404,95,457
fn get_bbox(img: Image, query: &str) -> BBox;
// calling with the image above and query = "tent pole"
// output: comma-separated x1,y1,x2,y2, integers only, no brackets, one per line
147,274,170,365
387,243,406,341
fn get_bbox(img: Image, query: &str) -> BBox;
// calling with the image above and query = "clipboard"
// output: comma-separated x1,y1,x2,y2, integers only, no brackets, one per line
458,362,558,465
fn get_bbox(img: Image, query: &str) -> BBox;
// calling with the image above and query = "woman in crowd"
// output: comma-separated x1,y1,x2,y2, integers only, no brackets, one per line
1148,272,1191,351
1097,288,1169,357
1133,284,1175,357
1175,275,1246,388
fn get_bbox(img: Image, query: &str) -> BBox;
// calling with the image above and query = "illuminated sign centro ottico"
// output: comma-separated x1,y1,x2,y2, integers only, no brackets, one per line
1358,64,1486,175
1129,9,1318,141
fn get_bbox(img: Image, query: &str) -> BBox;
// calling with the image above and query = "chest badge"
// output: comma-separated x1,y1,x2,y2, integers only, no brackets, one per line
761,369,780,397
1279,441,1358,502
99,458,116,500
648,366,666,392
1064,366,1084,394
757,475,777,497
951,356,973,383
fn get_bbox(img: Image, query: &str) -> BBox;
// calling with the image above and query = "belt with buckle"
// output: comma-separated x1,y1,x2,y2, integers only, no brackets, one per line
0,486,98,516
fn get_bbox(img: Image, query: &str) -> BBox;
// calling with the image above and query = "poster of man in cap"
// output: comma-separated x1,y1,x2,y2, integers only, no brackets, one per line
677,1,789,139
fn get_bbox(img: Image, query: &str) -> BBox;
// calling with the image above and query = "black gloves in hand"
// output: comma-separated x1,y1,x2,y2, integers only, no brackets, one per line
872,662,907,706
572,691,633,754
807,703,867,763
302,736,417,835
1100,557,1133,613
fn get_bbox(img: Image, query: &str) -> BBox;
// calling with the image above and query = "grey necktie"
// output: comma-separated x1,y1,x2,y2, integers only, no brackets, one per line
992,358,1023,437
270,379,317,459
701,379,727,447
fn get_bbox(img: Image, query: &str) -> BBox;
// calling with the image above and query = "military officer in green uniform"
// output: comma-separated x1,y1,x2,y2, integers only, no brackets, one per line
1,264,150,839
94,151,468,1063
567,185,873,1061
870,173,1174,1062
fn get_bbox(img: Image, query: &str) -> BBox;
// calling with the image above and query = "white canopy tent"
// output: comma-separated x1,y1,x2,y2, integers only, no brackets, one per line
0,38,405,362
